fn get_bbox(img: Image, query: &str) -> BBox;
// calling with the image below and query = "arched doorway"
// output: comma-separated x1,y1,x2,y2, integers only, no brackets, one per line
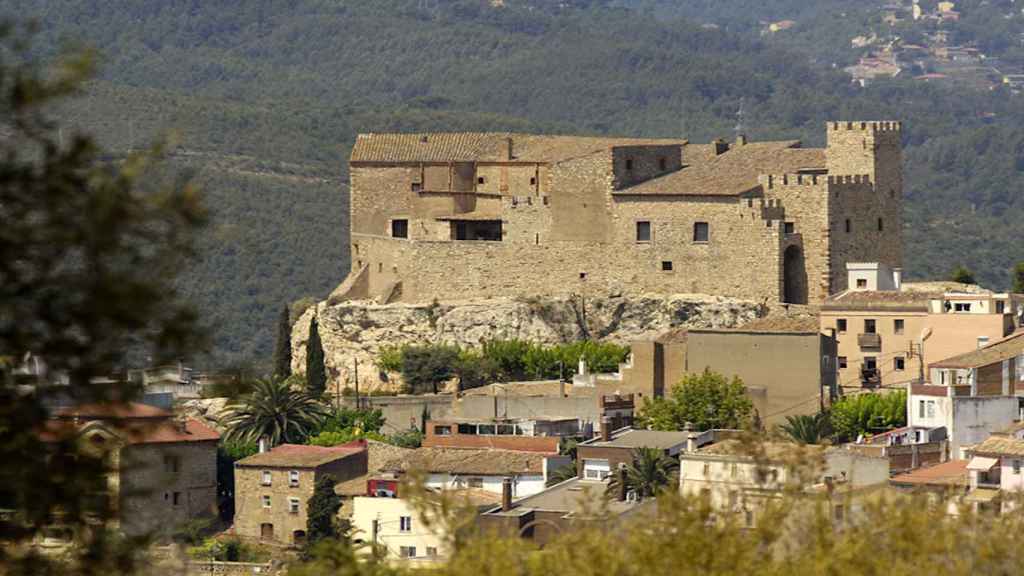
783,245,808,304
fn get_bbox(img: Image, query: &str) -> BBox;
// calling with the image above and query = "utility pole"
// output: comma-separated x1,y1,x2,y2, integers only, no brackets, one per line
354,358,360,411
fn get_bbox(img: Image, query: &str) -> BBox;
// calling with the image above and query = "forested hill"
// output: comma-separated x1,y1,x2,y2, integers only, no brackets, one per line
8,0,1024,366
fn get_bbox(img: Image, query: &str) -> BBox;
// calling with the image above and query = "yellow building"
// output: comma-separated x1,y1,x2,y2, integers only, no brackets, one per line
820,263,1019,391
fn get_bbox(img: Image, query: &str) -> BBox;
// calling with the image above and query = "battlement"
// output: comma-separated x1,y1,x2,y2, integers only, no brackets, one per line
758,173,824,189
826,174,872,185
827,121,902,133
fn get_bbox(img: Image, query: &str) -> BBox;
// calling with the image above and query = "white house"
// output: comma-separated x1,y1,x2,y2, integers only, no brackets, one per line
378,446,553,499
907,383,1018,458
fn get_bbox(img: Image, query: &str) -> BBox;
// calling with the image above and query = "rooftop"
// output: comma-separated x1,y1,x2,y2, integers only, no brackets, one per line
690,438,826,460
350,133,687,164
620,141,823,197
336,440,416,496
482,477,650,517
581,428,694,450
380,446,545,476
460,380,594,398
237,441,367,469
890,460,968,487
39,416,220,445
697,315,822,334
53,402,171,421
930,331,1024,369
972,434,1024,457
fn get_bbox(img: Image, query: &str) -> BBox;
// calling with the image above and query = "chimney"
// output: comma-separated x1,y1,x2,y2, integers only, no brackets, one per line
559,379,566,397
503,137,513,161
712,138,729,156
600,416,612,442
578,357,588,377
617,464,628,501
258,436,270,454
501,477,513,512
735,134,747,146
893,267,903,291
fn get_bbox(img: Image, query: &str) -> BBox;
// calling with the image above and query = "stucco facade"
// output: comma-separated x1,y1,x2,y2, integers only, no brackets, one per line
338,122,903,306
350,495,448,565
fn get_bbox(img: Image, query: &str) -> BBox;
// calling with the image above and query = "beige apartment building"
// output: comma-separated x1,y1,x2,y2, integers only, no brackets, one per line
821,263,1020,390
234,441,367,545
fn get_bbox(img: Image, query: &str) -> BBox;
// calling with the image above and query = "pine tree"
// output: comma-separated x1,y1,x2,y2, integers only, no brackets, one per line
273,304,292,379
1013,262,1024,294
307,473,342,544
306,317,327,397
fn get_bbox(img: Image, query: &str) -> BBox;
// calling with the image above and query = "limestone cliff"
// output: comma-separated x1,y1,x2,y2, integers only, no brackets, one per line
291,294,762,393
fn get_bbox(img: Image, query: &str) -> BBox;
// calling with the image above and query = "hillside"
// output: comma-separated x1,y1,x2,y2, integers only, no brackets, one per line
8,0,1024,365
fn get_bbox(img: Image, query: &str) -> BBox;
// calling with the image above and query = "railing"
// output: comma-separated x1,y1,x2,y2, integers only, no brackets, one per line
858,332,882,348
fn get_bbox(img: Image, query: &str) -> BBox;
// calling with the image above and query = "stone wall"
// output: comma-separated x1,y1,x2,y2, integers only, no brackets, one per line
119,441,219,537
291,293,762,393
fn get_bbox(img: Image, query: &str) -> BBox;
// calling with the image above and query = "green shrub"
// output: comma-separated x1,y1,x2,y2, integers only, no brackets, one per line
387,428,424,448
377,344,405,374
308,429,386,446
830,391,906,442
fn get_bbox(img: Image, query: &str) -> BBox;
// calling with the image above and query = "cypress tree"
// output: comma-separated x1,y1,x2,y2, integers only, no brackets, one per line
306,316,327,397
307,473,342,544
273,304,292,379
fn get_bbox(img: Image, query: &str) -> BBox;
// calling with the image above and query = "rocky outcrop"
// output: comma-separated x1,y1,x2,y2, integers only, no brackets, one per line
291,294,763,393
178,397,231,432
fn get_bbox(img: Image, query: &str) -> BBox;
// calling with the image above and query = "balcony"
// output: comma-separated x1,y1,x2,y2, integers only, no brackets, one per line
858,332,882,348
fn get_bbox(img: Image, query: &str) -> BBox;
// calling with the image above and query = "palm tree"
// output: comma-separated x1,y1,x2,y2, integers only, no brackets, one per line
546,463,578,487
607,447,678,500
222,378,329,446
779,412,830,445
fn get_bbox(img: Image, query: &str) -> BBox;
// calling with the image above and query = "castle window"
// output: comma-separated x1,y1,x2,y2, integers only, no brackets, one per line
625,159,634,171
784,222,795,235
877,218,884,231
693,222,709,243
477,176,486,185
658,157,667,171
845,219,851,233
391,219,408,239
894,357,905,371
411,182,422,192
530,176,537,186
636,221,651,242
579,272,587,280
661,261,673,271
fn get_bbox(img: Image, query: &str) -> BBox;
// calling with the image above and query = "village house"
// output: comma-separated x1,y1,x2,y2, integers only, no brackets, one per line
423,417,578,453
337,121,904,307
349,475,499,565
233,441,368,545
964,422,1024,513
575,426,708,481
619,316,837,425
376,446,556,499
820,262,1020,391
845,424,949,474
475,471,654,546
40,402,220,539
678,439,889,528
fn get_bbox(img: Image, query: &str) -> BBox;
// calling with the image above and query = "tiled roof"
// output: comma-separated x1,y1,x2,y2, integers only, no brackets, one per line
890,460,968,487
618,142,823,196
709,315,821,334
39,416,220,445
692,439,826,459
460,380,595,398
822,290,937,310
973,434,1024,457
930,331,1024,369
237,441,367,469
583,429,692,450
380,446,544,476
335,440,415,496
350,133,687,164
53,402,171,420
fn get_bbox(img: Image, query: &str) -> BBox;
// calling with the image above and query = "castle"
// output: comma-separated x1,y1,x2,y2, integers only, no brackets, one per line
335,121,903,305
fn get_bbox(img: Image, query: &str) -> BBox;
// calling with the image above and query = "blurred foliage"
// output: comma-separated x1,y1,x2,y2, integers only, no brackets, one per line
0,21,205,575
380,339,629,394
637,369,754,431
830,390,907,442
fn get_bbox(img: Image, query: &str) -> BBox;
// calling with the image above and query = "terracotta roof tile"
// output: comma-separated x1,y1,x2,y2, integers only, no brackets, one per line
237,441,367,469
973,435,1024,457
890,460,968,487
39,416,219,445
350,133,687,164
381,446,545,476
618,142,823,196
